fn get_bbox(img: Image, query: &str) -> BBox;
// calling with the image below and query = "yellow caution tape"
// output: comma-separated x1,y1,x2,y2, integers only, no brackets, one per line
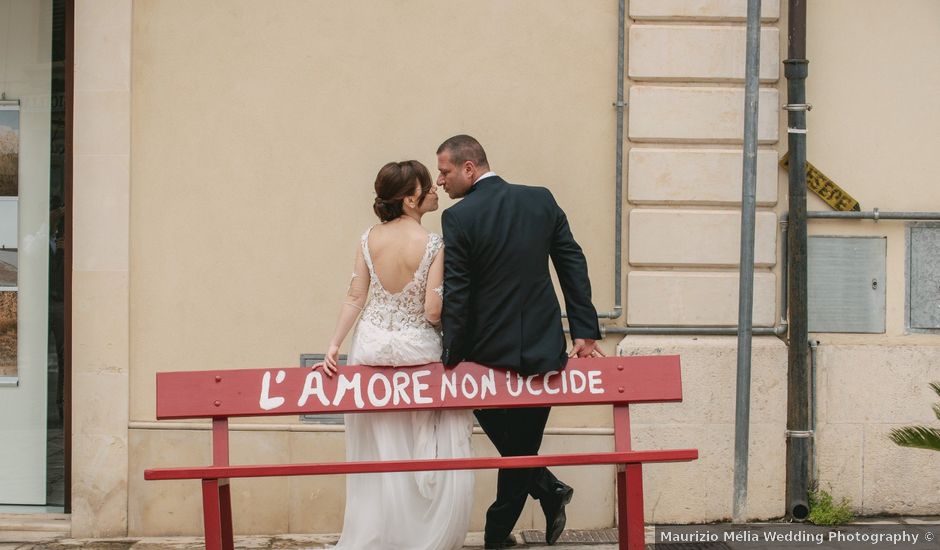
779,153,860,212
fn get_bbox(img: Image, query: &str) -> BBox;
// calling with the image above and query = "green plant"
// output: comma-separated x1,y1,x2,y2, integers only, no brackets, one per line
808,489,854,525
889,382,940,452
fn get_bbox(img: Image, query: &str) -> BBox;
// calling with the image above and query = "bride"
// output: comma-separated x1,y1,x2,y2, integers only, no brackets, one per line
316,160,474,550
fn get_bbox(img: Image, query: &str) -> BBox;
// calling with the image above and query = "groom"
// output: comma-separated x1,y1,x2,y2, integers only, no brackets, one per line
437,135,603,549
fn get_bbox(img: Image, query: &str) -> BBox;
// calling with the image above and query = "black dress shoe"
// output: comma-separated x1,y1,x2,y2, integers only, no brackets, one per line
483,535,517,549
542,484,574,545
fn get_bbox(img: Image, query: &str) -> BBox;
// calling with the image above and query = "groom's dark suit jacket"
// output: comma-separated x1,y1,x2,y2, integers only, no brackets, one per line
441,176,601,375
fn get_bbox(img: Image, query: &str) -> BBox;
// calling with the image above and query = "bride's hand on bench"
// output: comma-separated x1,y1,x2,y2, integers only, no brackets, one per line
314,344,340,377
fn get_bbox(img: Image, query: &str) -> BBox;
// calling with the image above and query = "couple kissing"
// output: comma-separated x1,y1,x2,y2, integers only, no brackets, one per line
317,134,602,550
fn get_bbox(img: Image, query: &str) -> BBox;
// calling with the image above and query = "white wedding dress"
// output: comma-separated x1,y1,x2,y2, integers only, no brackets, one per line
331,226,474,550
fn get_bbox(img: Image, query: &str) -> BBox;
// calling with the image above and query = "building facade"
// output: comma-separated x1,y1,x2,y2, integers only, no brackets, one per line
1,0,939,538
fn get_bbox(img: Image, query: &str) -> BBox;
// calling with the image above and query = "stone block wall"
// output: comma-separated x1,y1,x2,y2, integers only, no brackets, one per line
626,0,782,327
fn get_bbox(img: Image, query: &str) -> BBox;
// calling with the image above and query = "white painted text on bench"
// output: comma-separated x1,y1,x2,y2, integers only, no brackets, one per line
259,367,605,411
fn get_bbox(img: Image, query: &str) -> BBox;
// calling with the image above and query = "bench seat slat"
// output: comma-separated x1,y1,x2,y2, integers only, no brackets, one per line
144,449,698,481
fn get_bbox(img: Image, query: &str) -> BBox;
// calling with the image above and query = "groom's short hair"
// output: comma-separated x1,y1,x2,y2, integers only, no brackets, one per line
437,135,489,169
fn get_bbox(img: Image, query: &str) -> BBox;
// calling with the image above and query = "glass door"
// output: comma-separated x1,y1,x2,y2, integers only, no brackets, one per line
0,0,60,508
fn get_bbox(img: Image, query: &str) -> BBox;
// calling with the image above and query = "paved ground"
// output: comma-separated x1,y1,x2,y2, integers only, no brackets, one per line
2,518,938,549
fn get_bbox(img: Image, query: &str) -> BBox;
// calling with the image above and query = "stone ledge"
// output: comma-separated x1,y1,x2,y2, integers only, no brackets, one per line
630,0,780,21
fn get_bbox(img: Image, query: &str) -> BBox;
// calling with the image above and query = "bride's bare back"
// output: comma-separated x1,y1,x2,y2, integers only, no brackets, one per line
366,219,432,294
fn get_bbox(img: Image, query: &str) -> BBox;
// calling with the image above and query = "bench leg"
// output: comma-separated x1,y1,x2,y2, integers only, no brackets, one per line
202,479,223,550
616,464,645,550
219,480,234,550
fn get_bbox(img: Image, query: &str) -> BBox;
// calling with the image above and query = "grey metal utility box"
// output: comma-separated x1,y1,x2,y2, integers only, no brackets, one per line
808,236,886,333
909,225,940,330
299,353,345,424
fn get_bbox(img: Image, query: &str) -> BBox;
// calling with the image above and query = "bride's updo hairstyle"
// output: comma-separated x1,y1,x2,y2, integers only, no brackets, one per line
373,160,433,222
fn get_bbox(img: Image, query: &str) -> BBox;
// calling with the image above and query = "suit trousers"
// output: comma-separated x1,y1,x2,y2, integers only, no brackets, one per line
474,406,562,540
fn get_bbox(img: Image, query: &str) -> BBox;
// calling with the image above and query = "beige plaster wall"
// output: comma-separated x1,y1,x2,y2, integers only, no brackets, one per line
128,0,620,421
127,428,616,536
798,0,940,516
125,0,624,536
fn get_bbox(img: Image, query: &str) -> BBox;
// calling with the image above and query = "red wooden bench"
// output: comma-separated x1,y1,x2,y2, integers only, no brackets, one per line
144,356,697,550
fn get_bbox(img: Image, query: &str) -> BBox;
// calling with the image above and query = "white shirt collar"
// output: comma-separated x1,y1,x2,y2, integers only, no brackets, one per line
473,171,497,184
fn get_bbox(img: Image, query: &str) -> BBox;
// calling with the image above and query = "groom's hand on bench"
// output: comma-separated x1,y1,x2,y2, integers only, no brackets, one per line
569,338,604,358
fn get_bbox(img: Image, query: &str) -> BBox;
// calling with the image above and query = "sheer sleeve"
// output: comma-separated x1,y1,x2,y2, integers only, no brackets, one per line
327,245,370,348
424,244,444,326
347,246,370,307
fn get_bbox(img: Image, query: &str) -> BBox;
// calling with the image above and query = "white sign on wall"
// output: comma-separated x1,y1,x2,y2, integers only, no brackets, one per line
0,198,16,250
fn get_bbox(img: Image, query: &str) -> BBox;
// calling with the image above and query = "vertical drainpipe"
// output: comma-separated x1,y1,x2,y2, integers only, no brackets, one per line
784,0,811,522
809,339,819,487
611,0,625,323
564,0,624,324
731,0,763,524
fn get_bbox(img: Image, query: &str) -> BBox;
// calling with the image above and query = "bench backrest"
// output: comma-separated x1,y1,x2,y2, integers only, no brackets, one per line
155,356,682,420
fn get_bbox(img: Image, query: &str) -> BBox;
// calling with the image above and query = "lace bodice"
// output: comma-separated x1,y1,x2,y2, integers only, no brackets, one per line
358,226,443,331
